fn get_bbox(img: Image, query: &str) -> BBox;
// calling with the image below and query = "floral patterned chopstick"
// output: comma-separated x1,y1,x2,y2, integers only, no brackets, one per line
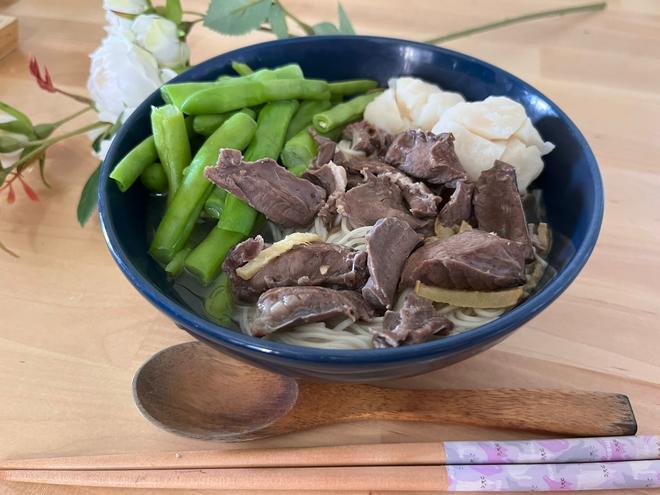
441,435,660,464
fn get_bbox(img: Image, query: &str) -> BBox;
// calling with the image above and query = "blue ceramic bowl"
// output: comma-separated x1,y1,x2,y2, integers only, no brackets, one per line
99,36,603,382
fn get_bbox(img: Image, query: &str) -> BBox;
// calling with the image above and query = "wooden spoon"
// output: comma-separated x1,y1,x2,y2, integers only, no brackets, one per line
132,342,637,441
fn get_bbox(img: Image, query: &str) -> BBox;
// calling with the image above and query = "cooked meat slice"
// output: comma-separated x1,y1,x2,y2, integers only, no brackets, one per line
342,120,391,156
224,240,368,303
362,218,422,309
252,287,373,336
438,180,474,227
400,230,526,290
303,161,347,196
318,191,341,228
473,160,534,259
372,294,453,348
310,129,337,167
382,172,439,218
333,155,440,218
336,175,433,233
205,149,326,228
385,130,466,184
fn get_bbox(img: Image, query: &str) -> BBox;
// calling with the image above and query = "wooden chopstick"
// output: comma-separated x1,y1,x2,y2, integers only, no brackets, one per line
2,436,658,471
2,461,660,491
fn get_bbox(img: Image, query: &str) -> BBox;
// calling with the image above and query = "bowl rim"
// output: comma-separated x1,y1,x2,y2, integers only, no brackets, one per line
99,34,604,365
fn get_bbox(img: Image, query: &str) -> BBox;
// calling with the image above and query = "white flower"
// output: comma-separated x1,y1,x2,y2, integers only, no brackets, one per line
131,15,189,69
104,10,135,40
0,112,28,170
103,0,148,15
87,34,176,124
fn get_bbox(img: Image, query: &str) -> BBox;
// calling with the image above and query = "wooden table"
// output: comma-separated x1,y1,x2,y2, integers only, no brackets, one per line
1,1,659,493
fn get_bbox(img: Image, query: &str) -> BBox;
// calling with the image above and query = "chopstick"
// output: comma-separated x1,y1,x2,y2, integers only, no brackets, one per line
2,461,660,491
2,436,658,470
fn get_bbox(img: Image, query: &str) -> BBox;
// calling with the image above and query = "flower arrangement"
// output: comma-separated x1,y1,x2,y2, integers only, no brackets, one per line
0,0,604,256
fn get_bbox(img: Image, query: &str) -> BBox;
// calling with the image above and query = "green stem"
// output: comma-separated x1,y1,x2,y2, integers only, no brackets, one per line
26,121,109,147
182,10,205,16
276,1,314,35
424,2,606,45
7,122,109,173
52,105,93,128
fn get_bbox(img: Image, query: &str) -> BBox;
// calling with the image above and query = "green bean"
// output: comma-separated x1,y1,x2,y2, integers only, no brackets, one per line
163,64,304,110
286,99,332,141
149,112,257,264
313,91,381,133
204,186,227,219
204,273,234,327
151,105,191,203
109,136,158,192
244,100,299,160
184,228,245,284
231,61,253,76
161,82,215,110
165,247,192,277
182,79,329,115
140,162,168,193
193,108,257,136
110,117,195,192
217,100,299,237
280,128,317,175
328,79,378,97
280,126,343,176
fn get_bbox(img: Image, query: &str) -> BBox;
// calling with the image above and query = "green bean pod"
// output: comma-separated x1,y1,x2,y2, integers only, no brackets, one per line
151,105,191,202
328,79,378,97
280,128,317,176
203,186,227,219
109,136,158,192
204,273,234,327
149,112,257,264
285,99,332,141
184,228,245,284
312,91,382,133
139,162,168,193
182,79,329,115
163,64,304,111
164,247,192,277
231,61,253,76
193,108,257,137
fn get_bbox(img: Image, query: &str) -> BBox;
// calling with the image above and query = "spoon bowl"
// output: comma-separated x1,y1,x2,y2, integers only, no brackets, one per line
133,342,298,440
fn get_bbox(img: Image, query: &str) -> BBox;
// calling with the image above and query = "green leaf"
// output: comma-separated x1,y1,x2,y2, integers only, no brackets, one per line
0,238,18,258
0,135,26,153
312,22,340,35
0,101,34,131
268,3,289,39
38,152,51,188
77,162,101,227
204,0,272,36
337,3,355,34
165,0,183,24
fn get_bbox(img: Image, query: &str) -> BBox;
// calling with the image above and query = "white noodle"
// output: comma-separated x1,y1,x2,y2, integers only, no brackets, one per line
235,218,550,349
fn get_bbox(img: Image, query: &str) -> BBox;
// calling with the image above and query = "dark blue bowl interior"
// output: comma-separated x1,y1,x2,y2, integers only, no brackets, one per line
99,36,603,381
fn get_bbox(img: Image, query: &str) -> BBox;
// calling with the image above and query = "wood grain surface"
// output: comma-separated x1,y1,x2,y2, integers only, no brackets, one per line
0,0,659,494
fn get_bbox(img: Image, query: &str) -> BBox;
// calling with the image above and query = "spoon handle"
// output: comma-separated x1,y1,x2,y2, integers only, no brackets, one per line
288,385,636,437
